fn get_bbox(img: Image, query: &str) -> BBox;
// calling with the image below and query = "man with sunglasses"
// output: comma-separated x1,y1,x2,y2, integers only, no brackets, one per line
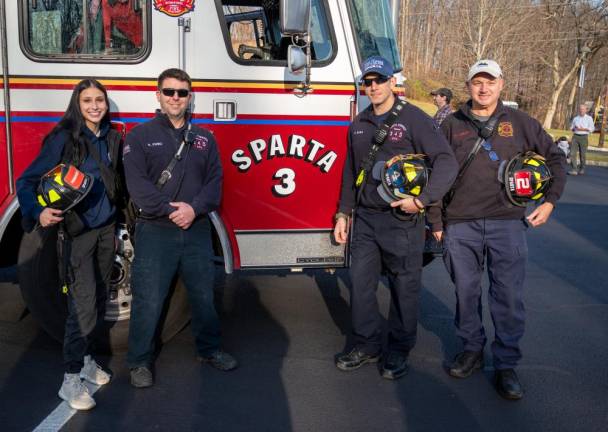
333,56,457,380
431,59,566,400
123,68,237,388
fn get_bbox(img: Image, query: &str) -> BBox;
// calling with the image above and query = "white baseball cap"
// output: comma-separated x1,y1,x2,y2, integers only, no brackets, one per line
467,59,503,81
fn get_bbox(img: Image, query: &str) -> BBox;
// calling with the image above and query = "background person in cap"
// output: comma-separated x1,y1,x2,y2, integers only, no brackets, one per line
429,59,566,400
333,55,457,380
568,104,594,175
430,87,453,126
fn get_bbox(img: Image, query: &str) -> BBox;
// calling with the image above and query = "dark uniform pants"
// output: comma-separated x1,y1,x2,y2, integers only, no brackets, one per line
64,223,115,373
443,219,527,370
127,218,220,369
349,207,424,355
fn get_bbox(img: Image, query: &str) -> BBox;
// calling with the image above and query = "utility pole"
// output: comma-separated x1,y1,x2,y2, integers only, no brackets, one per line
574,46,592,120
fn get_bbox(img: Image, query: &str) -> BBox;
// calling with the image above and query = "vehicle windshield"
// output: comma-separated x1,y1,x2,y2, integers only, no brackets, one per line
219,0,333,63
347,0,402,73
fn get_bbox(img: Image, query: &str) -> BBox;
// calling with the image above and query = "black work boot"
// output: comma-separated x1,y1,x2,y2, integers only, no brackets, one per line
336,347,380,371
198,350,238,371
447,351,483,378
130,366,153,388
495,369,524,400
380,351,409,380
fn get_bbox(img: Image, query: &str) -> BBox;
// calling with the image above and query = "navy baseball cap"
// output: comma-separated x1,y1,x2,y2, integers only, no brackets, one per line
360,56,394,79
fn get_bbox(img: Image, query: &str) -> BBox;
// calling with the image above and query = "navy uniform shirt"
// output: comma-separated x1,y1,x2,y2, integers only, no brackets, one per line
123,111,222,225
338,98,458,214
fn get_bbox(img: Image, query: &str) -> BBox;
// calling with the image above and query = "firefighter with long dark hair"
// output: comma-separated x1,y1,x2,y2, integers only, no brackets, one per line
17,79,123,410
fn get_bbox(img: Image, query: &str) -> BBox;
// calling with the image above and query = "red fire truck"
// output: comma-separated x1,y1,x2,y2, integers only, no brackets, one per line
0,0,405,349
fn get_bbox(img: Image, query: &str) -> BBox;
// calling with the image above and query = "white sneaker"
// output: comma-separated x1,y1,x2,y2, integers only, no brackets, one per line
58,373,96,410
80,355,111,385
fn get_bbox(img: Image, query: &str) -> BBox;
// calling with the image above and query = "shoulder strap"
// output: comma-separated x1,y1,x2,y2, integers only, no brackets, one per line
443,115,500,207
155,122,193,190
354,99,408,206
106,129,122,171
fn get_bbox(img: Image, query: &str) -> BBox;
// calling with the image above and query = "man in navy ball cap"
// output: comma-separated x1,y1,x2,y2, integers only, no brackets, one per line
360,55,395,79
333,56,457,380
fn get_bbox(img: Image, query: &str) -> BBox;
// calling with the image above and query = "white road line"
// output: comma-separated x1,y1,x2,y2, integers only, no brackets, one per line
32,382,100,432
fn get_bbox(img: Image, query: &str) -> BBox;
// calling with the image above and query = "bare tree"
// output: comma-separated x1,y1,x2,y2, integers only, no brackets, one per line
540,1,608,129
396,0,608,128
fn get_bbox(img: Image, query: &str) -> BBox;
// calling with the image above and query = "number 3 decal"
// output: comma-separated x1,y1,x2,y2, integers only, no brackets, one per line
273,168,296,196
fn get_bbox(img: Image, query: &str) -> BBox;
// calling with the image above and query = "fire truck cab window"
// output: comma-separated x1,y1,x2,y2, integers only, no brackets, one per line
217,0,334,65
23,0,147,60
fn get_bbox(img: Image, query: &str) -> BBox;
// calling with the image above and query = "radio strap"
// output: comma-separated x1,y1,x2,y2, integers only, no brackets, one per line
354,99,407,206
132,122,194,223
443,115,499,207
156,122,193,189
56,223,74,294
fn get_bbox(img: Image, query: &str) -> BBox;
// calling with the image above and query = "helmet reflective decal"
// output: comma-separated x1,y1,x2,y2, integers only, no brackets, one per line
64,165,86,190
502,152,552,207
512,171,532,196
48,189,62,203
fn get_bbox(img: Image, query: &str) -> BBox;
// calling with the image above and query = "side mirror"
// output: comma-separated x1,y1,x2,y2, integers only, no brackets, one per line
287,45,307,73
280,0,311,35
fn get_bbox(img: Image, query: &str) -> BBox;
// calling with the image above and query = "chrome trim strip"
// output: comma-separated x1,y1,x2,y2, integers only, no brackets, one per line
209,211,233,274
0,0,13,194
0,196,19,243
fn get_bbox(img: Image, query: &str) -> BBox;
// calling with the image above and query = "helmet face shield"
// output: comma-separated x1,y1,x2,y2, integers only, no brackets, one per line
374,154,429,203
502,152,552,207
37,164,93,213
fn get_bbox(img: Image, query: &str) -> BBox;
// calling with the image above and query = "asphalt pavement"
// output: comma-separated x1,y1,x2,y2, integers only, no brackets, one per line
0,167,607,432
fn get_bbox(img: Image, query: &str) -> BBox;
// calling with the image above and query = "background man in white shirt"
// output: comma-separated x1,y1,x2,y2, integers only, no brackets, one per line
569,104,595,175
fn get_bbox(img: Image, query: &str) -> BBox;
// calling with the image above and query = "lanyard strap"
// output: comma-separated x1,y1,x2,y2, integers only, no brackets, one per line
354,99,408,206
156,122,193,190
444,115,499,207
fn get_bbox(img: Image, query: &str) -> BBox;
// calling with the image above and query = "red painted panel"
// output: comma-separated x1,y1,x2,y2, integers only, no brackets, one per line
11,122,55,182
209,123,349,231
3,115,351,270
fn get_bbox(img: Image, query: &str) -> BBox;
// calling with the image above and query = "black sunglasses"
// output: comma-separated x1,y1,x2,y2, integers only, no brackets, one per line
481,140,499,161
161,88,190,98
361,76,390,86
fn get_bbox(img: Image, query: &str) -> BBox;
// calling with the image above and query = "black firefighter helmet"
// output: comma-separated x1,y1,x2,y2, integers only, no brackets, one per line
37,164,93,213
374,154,430,204
501,151,552,207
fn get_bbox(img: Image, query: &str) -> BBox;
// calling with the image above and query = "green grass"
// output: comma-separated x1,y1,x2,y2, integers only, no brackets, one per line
408,98,437,116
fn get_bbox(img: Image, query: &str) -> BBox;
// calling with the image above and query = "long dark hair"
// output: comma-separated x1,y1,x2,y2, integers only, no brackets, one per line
44,79,112,164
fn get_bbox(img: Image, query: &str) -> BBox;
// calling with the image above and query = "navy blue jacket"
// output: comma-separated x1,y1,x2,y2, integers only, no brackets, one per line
338,99,458,214
17,123,117,231
123,111,222,224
